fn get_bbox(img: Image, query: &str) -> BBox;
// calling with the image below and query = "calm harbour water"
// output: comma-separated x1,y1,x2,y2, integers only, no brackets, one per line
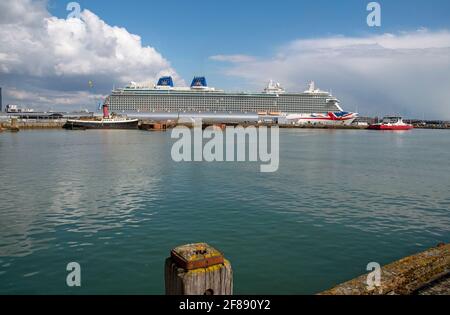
0,129,449,294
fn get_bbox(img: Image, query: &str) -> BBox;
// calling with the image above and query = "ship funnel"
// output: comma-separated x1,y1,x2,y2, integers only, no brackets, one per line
157,76,174,87
103,104,110,118
191,77,208,88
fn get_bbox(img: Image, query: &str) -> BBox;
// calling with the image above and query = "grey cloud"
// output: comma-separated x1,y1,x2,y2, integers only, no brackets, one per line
212,30,450,119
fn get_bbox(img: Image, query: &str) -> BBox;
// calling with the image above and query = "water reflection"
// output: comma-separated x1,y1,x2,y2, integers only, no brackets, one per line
0,131,163,257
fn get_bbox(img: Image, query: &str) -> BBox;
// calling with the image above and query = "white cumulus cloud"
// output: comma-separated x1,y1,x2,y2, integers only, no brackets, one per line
0,0,182,110
211,30,450,119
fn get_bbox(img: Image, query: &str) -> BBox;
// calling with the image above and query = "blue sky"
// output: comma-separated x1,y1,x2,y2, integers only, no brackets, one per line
1,0,450,118
47,0,450,88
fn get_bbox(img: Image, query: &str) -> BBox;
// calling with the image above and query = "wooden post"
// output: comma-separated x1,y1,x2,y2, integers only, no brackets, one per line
10,118,20,132
165,243,233,295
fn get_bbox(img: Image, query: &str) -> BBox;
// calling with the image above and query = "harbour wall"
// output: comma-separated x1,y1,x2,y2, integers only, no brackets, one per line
319,243,450,295
1,115,449,131
1,119,66,130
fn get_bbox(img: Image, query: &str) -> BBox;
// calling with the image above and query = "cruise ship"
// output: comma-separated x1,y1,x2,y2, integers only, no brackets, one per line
106,76,358,125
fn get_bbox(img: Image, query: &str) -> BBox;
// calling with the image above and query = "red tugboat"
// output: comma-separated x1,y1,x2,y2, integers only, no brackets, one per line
368,116,414,131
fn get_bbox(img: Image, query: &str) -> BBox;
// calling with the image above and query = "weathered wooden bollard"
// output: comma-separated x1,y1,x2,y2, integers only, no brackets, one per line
165,243,233,295
10,118,20,132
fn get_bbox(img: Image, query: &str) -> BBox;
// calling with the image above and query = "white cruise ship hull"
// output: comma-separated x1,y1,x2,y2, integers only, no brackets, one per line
286,112,358,126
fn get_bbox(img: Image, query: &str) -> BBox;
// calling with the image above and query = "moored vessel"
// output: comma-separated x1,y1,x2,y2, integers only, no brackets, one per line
368,117,414,131
106,76,358,126
63,104,139,130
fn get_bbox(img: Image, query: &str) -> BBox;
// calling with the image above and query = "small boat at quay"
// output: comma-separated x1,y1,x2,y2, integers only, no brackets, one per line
63,104,139,130
368,116,414,131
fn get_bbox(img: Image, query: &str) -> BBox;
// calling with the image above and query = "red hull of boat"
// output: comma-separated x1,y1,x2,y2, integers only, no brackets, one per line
368,125,414,131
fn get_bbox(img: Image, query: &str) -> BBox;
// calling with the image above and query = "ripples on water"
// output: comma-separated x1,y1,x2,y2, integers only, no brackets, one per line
0,129,449,294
